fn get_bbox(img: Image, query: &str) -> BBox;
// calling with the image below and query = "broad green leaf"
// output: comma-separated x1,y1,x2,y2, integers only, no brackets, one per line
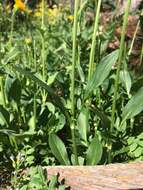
49,133,70,165
77,107,89,145
122,87,143,121
120,70,131,96
86,135,103,165
84,50,119,99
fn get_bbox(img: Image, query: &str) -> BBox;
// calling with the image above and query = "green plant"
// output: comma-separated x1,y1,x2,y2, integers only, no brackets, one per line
18,166,67,190
0,0,143,173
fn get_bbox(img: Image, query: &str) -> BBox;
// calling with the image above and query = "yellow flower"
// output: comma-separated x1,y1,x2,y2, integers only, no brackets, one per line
25,38,32,45
67,15,74,21
14,0,31,13
48,8,59,18
48,7,60,25
14,0,26,10
34,11,42,17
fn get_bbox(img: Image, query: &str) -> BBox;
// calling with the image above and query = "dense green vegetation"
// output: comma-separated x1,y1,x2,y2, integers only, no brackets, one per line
0,0,143,188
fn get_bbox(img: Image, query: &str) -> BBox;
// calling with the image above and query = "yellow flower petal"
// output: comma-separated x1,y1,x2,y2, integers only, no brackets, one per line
14,0,31,13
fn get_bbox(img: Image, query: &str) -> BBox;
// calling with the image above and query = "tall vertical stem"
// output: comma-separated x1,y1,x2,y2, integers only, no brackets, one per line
33,94,37,130
10,11,16,45
88,0,101,81
41,0,46,104
0,77,6,108
0,34,6,108
41,0,45,30
71,0,79,165
41,0,45,81
109,0,131,163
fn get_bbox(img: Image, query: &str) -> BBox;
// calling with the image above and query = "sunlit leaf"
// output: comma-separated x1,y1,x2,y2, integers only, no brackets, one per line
84,50,119,99
86,135,103,165
49,133,70,165
77,107,89,145
122,87,143,121
120,70,131,96
3,46,19,65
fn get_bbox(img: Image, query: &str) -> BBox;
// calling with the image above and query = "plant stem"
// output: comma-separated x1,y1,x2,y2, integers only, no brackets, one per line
41,0,46,103
33,94,37,130
10,10,16,45
0,77,6,108
71,0,79,165
33,39,37,71
88,0,101,81
41,0,45,30
109,0,131,163
128,20,140,56
41,0,45,81
0,37,6,108
42,35,45,81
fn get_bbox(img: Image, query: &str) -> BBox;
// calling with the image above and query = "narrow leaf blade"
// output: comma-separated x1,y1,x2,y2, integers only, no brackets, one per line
85,50,119,99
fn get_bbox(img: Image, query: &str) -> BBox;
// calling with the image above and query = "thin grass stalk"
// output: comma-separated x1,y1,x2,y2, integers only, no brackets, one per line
128,20,140,56
71,0,79,165
88,0,101,81
41,36,45,82
111,0,131,132
10,10,15,45
0,38,6,108
0,77,6,108
41,0,45,30
41,0,46,103
33,39,37,71
41,0,45,81
109,0,131,162
33,94,37,130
